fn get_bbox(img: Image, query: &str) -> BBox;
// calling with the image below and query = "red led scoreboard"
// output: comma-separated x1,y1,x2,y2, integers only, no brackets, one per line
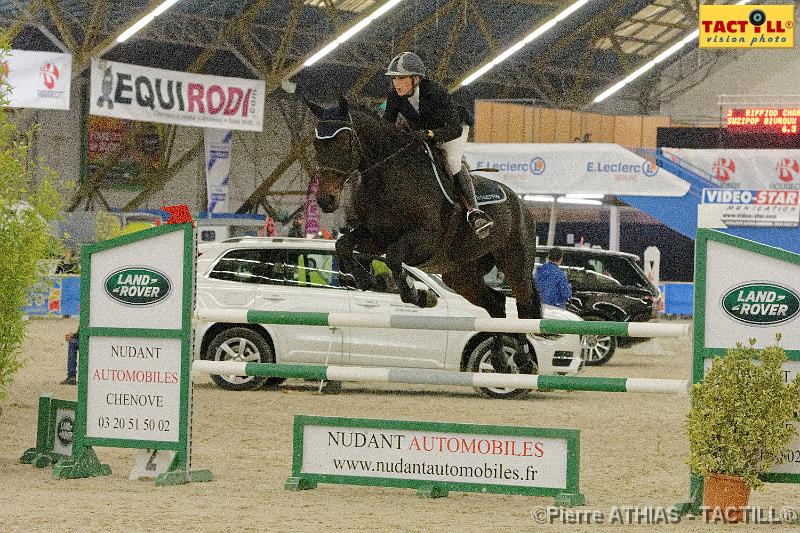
725,108,800,134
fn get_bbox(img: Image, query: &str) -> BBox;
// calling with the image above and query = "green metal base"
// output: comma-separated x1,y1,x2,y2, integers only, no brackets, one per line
155,468,213,486
285,476,317,490
554,491,586,507
22,448,70,468
20,448,38,464
673,475,704,516
417,484,449,498
52,448,111,479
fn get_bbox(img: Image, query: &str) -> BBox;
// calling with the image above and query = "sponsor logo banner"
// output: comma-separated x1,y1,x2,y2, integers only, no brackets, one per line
204,129,232,213
699,188,800,228
699,4,795,48
3,50,72,109
667,149,800,191
90,59,264,131
104,267,172,306
464,143,689,196
721,282,800,325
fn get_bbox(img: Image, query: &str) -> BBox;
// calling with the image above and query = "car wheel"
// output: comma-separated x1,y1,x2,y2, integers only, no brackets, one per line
467,335,537,400
206,327,275,391
580,316,617,366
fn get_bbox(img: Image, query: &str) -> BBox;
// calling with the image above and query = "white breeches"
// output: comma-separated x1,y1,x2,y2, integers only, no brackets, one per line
440,125,470,175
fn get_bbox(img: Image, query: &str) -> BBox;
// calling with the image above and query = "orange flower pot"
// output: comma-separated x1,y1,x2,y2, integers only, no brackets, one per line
703,474,750,523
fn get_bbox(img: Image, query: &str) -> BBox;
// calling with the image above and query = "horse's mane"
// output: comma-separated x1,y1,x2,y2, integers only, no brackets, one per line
347,101,420,147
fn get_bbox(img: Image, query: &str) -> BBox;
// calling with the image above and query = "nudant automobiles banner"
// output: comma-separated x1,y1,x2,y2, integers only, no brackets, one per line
665,148,800,191
89,59,264,131
3,49,72,110
464,143,690,196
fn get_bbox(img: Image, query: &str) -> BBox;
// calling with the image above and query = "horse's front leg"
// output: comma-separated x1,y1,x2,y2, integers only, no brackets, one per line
384,228,440,308
335,225,374,290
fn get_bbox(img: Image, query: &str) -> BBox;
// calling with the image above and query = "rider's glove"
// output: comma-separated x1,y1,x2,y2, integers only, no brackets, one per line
411,130,432,143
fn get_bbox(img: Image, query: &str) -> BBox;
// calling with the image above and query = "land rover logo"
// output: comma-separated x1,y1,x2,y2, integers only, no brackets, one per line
105,267,171,306
56,415,74,447
721,283,800,325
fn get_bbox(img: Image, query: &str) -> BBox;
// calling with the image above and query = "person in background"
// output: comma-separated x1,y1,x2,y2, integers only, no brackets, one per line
288,214,305,238
60,329,79,385
534,247,572,308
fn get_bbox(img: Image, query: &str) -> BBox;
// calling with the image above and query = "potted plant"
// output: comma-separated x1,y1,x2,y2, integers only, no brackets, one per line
687,335,800,522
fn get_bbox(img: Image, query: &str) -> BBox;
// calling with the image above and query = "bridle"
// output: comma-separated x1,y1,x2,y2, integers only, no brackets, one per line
314,113,361,182
314,112,420,182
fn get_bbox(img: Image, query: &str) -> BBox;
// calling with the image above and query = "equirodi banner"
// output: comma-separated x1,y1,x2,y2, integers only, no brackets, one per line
464,143,690,196
666,148,800,191
90,59,264,131
3,50,72,110
204,129,232,213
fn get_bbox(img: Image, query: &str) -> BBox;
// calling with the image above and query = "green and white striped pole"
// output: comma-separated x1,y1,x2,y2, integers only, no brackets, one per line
194,310,689,338
192,361,690,395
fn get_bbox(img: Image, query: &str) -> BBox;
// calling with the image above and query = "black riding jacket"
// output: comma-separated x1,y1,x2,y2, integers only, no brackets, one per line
384,79,473,143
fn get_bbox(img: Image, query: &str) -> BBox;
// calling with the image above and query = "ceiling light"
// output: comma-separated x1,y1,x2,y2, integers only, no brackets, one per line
523,195,556,202
460,0,589,86
304,0,403,67
565,193,604,199
557,197,602,205
117,0,181,43
593,0,754,103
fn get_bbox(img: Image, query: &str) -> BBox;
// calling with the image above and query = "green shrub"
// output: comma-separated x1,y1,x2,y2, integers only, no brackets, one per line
687,337,800,489
0,36,64,407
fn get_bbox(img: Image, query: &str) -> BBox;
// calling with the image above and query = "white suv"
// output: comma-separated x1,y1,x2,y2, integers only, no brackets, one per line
194,237,584,399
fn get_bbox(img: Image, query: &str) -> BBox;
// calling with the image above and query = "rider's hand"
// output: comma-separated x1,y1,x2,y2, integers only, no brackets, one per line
411,130,431,143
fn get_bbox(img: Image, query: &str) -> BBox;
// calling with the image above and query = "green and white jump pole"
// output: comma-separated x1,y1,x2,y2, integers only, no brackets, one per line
194,310,689,338
192,361,691,395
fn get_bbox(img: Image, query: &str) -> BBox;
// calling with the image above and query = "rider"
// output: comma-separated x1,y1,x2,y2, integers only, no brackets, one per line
383,52,493,239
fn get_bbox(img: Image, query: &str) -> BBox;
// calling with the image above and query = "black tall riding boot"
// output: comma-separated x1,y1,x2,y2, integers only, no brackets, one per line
455,169,493,239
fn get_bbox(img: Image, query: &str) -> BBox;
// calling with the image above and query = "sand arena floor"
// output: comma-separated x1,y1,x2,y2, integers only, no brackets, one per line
2,317,799,532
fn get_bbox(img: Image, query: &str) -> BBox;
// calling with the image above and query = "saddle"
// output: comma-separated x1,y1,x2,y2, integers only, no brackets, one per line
422,143,507,207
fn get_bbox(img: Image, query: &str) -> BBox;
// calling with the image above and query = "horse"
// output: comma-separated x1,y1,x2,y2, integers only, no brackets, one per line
307,96,542,375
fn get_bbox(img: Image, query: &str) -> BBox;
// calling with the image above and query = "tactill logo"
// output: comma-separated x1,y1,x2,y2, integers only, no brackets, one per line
105,267,171,306
721,282,800,325
39,63,60,89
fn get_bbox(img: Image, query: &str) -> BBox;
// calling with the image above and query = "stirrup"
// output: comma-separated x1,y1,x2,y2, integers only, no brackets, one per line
467,209,493,239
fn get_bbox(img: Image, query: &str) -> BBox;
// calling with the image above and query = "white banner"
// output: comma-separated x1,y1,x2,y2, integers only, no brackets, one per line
699,189,800,228
666,148,800,191
465,143,690,196
301,424,569,490
89,59,264,131
205,129,232,213
3,50,72,110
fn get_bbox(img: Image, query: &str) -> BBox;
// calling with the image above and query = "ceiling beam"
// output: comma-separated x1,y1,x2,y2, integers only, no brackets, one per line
42,0,78,52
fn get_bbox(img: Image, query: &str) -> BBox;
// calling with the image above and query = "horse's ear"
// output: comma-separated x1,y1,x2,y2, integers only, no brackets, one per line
338,94,349,115
302,96,325,118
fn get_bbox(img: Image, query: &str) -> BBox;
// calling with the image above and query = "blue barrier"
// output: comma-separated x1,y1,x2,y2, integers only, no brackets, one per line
22,275,81,317
659,282,694,316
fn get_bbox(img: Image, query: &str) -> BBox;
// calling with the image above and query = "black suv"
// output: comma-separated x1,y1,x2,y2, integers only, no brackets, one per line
484,246,660,366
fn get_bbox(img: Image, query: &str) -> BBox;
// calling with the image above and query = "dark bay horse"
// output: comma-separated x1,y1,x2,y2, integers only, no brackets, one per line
307,97,542,372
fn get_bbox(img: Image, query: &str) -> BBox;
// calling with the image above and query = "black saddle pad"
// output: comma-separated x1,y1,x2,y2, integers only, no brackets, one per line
423,143,507,207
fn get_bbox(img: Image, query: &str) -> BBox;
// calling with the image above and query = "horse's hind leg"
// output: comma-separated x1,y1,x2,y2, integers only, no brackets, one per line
442,256,505,318
494,246,542,320
442,258,520,374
